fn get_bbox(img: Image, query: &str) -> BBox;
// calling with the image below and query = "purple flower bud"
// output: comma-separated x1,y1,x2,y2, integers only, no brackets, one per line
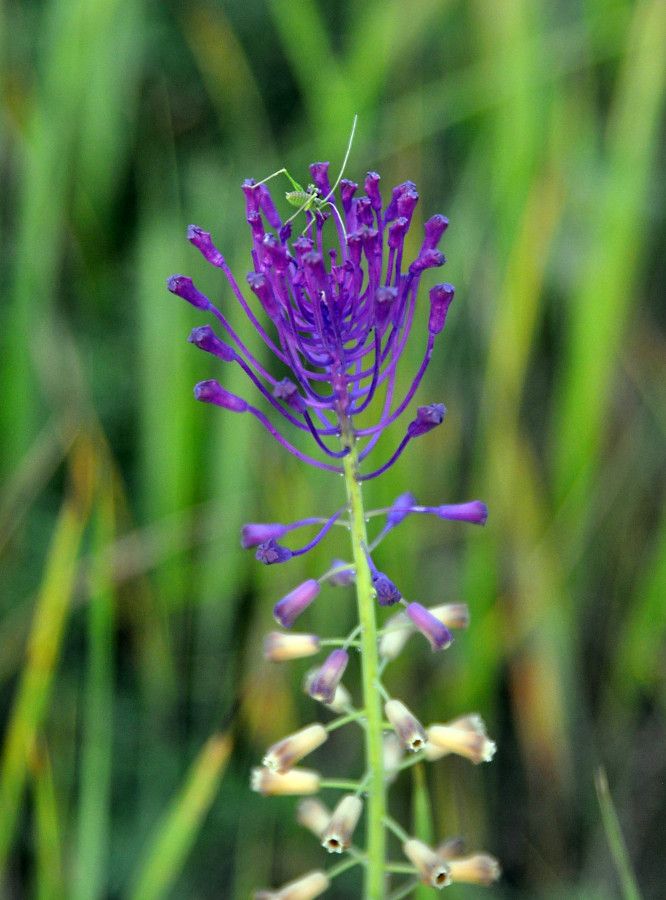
187,225,225,267
262,234,289,273
405,601,453,651
257,539,293,566
339,179,358,212
273,579,320,627
256,183,282,229
166,275,210,310
409,248,446,276
364,171,382,210
428,283,455,335
247,271,280,322
423,214,449,250
396,188,419,225
372,570,402,607
436,501,488,525
373,286,398,333
309,649,348,703
194,380,248,412
385,181,417,222
309,162,331,196
407,404,446,438
387,491,418,528
388,217,409,250
241,523,288,548
188,325,236,361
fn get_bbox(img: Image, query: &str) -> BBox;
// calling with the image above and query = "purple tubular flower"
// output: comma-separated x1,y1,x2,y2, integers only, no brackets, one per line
434,501,488,525
167,275,210,310
171,163,454,479
188,325,237,361
309,649,349,703
194,380,247,412
407,404,446,438
273,579,321,628
405,602,453,651
241,523,288,548
428,283,455,335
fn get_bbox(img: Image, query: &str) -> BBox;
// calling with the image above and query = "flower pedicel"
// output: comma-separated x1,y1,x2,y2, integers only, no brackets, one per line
168,124,499,897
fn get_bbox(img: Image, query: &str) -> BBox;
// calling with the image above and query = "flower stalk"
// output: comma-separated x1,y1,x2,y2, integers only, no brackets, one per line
340,427,386,898
169,133,501,898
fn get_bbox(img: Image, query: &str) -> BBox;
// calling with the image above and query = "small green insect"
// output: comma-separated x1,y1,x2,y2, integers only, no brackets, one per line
252,115,358,233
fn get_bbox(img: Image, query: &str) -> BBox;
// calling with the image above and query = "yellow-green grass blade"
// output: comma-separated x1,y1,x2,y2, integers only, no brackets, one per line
30,740,65,900
0,437,92,875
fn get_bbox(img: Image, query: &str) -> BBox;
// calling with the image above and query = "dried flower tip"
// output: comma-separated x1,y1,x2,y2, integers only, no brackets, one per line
403,838,451,889
378,611,412,660
263,724,328,774
426,718,496,764
321,794,363,853
251,766,321,796
264,632,320,662
296,798,331,838
308,649,349,704
449,853,501,886
434,836,466,860
385,699,427,752
405,602,453,651
253,869,330,900
241,523,288,548
382,732,404,784
428,602,470,630
273,580,320,628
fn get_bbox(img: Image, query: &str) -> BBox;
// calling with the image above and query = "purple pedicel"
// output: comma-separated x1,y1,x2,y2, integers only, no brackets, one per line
273,579,321,628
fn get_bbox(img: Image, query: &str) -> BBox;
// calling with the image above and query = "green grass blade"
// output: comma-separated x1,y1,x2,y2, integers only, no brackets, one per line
129,733,232,900
73,447,116,900
0,438,92,875
595,768,643,900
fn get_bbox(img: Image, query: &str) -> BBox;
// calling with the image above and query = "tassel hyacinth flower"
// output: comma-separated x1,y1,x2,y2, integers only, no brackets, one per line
169,140,499,897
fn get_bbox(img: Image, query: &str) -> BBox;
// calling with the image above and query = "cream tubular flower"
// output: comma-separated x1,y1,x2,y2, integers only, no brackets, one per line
425,714,496,764
385,699,427,752
263,632,321,662
378,610,413,661
449,853,501,885
263,723,328,774
296,798,331,838
250,766,320,796
402,838,451,889
254,869,330,900
320,794,363,853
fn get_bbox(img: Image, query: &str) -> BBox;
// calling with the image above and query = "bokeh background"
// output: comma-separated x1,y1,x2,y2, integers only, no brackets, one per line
1,0,665,897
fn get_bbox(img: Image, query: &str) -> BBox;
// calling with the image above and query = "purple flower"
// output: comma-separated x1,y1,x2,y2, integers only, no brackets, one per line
168,167,452,478
273,579,321,628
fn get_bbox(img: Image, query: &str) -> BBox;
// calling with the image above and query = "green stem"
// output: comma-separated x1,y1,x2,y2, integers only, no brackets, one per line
340,420,386,899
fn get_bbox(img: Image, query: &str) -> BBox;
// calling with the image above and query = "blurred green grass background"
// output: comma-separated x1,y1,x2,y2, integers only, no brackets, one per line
1,0,665,896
